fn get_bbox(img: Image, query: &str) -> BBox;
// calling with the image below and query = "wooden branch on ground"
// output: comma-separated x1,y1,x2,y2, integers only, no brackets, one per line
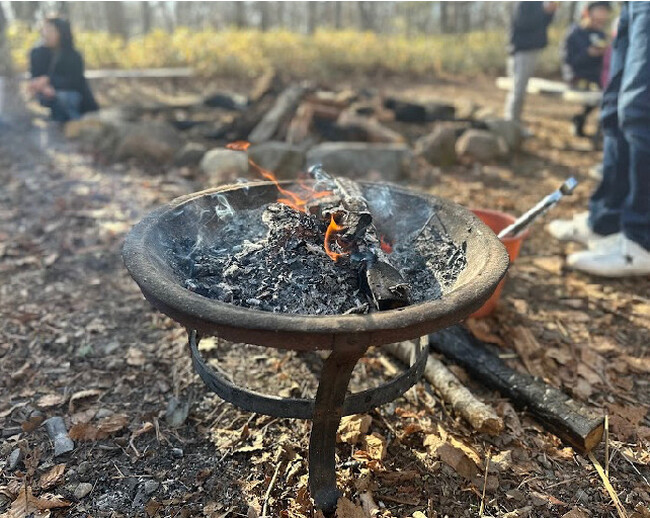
248,84,307,143
428,325,604,453
384,341,503,435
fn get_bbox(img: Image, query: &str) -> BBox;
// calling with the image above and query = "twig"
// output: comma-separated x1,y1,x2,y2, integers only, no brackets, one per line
261,458,284,517
479,452,491,517
605,414,610,477
383,341,503,435
588,452,628,518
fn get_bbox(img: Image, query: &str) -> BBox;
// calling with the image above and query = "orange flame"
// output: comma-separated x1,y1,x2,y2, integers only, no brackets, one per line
227,141,331,213
324,214,348,261
380,236,393,254
228,141,347,261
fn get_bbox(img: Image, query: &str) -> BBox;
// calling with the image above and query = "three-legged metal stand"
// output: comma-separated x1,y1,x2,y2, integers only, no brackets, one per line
188,330,427,516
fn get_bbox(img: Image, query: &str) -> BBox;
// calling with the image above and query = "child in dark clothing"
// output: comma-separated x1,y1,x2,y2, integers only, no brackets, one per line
28,17,97,122
562,1,612,137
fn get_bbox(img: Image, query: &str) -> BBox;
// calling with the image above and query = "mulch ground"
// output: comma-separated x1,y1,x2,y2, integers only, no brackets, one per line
0,76,648,518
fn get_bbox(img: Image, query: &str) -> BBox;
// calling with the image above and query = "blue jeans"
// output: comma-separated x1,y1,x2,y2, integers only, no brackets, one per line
40,90,82,122
589,2,650,251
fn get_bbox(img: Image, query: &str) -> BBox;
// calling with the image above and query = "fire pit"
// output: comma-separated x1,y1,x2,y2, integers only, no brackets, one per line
123,179,508,514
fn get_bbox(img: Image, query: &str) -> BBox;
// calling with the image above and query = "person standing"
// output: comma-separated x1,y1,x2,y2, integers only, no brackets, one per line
562,1,612,137
28,17,97,122
504,1,558,129
548,2,650,277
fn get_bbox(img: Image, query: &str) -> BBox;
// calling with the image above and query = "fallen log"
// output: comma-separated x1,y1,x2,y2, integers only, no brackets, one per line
428,325,604,453
249,84,307,143
383,341,503,435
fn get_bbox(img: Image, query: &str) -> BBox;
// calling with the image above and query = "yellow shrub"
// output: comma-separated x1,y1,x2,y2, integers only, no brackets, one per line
7,25,564,80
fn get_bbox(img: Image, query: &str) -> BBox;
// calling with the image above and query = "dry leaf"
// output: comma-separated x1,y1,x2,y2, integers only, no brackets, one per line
337,414,372,445
622,355,650,374
39,464,66,490
36,394,66,409
22,415,45,432
631,503,650,518
607,404,648,441
198,336,218,352
335,497,365,518
68,389,102,413
620,445,650,465
361,432,387,461
69,414,128,441
510,326,545,378
1,486,71,518
126,346,146,366
424,433,481,479
465,318,505,346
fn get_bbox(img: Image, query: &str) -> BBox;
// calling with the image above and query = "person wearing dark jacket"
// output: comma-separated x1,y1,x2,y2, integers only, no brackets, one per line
504,1,557,127
28,17,97,122
562,1,612,137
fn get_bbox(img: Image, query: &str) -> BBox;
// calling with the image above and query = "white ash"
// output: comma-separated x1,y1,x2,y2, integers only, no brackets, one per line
168,203,466,315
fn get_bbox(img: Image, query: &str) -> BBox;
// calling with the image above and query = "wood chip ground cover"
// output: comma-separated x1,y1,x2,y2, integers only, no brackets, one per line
0,77,648,517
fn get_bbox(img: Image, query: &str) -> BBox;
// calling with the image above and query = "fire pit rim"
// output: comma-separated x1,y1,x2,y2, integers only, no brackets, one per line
123,181,509,349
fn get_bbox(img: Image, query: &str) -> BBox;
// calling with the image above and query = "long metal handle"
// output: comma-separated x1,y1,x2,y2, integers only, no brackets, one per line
498,177,578,239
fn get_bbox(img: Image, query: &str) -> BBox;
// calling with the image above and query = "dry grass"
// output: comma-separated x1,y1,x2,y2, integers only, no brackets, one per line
8,24,565,79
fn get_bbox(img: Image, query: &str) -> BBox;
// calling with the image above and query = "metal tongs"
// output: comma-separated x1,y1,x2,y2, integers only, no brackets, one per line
498,177,578,239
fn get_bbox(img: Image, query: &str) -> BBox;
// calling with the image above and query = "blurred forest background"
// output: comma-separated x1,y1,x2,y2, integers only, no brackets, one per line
2,1,587,79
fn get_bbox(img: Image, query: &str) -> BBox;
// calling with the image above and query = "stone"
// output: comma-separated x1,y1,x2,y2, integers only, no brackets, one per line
43,416,74,457
165,396,190,428
200,148,250,184
174,142,207,167
203,91,248,111
414,124,460,166
74,482,93,500
484,118,523,152
248,141,305,179
7,448,21,470
306,143,413,182
144,480,159,494
114,121,184,164
171,447,184,458
455,129,508,162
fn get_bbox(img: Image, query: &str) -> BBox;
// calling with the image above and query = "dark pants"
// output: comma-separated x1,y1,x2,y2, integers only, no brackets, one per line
589,2,650,251
39,90,82,122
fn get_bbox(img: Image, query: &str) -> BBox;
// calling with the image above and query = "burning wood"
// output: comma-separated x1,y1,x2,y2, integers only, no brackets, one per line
173,144,465,315
305,166,411,310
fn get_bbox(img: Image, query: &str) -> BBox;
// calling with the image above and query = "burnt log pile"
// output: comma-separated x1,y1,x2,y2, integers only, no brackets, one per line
63,71,525,176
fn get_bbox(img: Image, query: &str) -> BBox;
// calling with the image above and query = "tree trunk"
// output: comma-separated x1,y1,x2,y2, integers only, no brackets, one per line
334,2,343,29
258,1,270,31
141,1,152,34
440,2,450,33
306,2,317,35
234,2,246,28
12,2,41,25
104,1,128,38
357,2,375,31
0,8,27,124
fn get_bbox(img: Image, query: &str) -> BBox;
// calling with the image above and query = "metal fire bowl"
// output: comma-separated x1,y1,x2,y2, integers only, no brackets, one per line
122,180,508,515
123,181,509,350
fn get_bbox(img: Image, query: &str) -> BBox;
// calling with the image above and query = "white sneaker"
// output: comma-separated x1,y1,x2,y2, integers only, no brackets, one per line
546,211,601,245
588,232,622,252
588,164,603,180
567,236,650,277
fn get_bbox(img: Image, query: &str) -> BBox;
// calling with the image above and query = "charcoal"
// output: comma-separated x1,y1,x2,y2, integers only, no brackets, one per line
167,198,467,315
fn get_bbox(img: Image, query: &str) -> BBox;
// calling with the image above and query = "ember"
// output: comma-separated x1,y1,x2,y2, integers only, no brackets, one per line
168,172,468,315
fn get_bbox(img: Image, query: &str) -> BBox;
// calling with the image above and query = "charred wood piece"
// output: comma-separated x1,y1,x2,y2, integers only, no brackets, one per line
428,325,604,453
308,166,411,310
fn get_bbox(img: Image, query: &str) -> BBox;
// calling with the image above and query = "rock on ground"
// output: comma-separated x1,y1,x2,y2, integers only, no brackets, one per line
484,118,523,153
114,121,184,165
414,124,462,166
248,141,305,179
200,148,250,184
174,142,207,167
306,142,413,182
455,129,508,163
